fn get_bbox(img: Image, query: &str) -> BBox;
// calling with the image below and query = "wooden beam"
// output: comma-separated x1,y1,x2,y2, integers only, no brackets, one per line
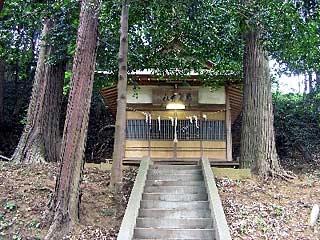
126,103,226,112
225,87,233,161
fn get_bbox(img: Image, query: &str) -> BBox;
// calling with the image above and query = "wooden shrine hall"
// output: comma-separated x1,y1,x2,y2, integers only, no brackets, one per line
100,72,243,166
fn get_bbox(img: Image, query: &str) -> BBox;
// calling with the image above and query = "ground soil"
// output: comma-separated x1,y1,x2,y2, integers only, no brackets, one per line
218,158,320,240
0,158,319,239
0,162,137,240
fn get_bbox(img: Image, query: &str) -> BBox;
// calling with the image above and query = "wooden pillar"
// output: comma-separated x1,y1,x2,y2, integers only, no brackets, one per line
200,111,203,159
225,86,232,161
148,124,151,158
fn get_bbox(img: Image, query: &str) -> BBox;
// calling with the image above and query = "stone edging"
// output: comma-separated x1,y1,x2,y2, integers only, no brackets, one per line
117,156,151,240
200,156,232,240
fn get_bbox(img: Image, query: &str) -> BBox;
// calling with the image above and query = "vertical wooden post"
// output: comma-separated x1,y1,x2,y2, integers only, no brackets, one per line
200,111,203,159
173,111,177,160
148,116,151,158
225,86,232,161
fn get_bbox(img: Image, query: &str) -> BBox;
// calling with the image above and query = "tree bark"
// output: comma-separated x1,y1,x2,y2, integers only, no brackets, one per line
43,58,66,163
315,71,320,93
308,72,313,95
0,0,4,12
304,74,308,94
240,30,281,178
45,0,99,238
111,0,130,186
11,20,66,163
0,59,4,127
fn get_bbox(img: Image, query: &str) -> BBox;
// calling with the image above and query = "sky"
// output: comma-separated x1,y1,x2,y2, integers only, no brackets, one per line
270,60,303,94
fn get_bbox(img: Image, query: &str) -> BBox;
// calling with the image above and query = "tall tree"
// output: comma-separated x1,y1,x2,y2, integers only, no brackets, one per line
11,19,66,163
45,0,99,238
0,59,4,127
240,28,281,177
0,0,5,128
111,0,130,186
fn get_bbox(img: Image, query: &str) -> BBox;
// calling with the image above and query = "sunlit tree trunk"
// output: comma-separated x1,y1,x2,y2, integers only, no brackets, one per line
111,0,130,186
304,74,308,94
240,30,281,178
12,20,66,163
315,71,320,93
45,0,99,238
308,72,313,94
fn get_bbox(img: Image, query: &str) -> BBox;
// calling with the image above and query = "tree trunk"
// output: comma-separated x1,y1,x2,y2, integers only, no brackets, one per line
11,20,66,163
315,71,320,93
43,58,66,162
45,0,99,238
111,0,130,186
304,74,308,94
0,0,4,11
308,72,313,95
0,59,4,127
240,30,281,178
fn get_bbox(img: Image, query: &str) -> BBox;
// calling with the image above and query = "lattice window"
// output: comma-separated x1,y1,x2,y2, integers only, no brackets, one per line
126,119,225,140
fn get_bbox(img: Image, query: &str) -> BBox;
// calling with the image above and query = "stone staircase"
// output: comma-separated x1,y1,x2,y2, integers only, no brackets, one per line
133,164,215,239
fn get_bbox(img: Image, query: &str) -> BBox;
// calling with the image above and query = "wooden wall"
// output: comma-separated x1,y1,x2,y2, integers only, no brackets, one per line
126,110,225,121
125,140,226,160
125,110,227,161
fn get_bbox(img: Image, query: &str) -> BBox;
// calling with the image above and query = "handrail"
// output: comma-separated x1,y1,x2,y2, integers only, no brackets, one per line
117,156,151,240
200,156,232,240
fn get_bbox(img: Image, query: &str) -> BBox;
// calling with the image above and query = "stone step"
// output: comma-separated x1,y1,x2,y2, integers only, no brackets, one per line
139,209,211,218
144,186,206,194
140,200,209,210
136,217,213,229
147,174,203,181
145,180,205,187
142,193,208,201
133,239,212,240
133,228,214,239
150,165,201,170
148,169,202,175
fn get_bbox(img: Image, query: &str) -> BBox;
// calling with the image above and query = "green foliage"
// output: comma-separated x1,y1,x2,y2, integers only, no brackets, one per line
272,204,284,217
28,219,40,229
265,1,320,75
1,0,319,91
63,70,72,95
12,235,21,240
102,207,116,216
95,0,320,90
97,0,244,88
0,0,79,84
4,202,17,211
0,0,42,84
274,91,320,157
255,216,270,233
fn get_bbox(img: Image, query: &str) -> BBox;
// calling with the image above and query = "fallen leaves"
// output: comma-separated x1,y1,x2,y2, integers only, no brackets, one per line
217,171,320,240
0,162,137,239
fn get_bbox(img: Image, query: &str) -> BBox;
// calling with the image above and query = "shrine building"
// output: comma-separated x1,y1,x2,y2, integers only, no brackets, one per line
101,71,242,165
